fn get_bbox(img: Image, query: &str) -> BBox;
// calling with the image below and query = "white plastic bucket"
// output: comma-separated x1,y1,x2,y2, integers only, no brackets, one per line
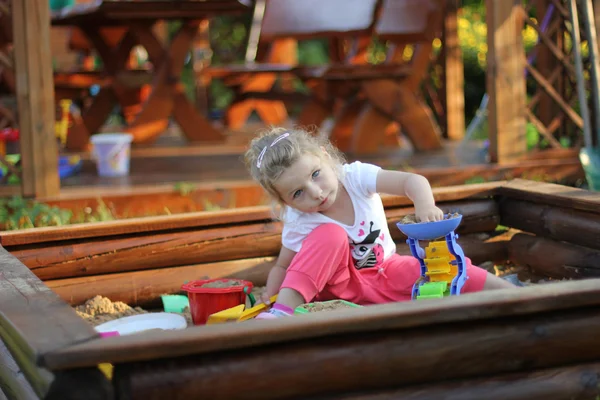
90,133,133,177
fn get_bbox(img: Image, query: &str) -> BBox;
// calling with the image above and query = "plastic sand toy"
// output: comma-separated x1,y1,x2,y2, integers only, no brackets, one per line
206,295,278,324
396,213,468,300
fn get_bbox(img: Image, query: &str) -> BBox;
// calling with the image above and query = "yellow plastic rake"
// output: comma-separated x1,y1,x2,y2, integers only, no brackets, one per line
206,295,278,324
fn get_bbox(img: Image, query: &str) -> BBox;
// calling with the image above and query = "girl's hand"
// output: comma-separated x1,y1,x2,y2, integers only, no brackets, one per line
261,291,273,306
415,204,444,222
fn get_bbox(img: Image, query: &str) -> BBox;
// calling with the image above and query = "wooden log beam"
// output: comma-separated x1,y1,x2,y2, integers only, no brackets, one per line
0,181,504,247
43,278,600,371
111,308,600,399
65,295,600,399
47,257,276,307
13,199,499,281
508,233,600,279
498,198,600,250
328,362,600,400
46,233,508,307
486,0,527,163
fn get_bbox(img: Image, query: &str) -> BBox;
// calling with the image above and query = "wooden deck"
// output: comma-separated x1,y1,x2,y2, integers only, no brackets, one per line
52,122,584,199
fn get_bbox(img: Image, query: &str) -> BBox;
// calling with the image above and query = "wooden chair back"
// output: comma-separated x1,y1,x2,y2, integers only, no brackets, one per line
375,0,442,44
259,0,379,41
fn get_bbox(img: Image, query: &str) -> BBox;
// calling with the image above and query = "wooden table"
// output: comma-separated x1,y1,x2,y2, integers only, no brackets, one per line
51,0,251,148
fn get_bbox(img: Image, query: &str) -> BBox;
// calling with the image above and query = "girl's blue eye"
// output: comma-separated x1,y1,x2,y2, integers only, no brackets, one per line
293,190,303,199
312,170,320,179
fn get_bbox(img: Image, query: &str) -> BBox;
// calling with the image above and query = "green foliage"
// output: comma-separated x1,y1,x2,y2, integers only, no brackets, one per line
174,182,197,196
0,196,73,230
70,199,116,224
464,176,487,185
0,197,119,231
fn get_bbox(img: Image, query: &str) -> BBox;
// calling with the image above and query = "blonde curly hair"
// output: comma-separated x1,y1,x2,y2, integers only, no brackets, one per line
244,126,346,212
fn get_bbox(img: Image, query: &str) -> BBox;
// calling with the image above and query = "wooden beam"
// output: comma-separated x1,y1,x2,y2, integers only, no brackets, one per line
41,278,600,370
498,178,600,213
0,182,504,247
329,362,600,400
11,0,59,197
0,338,37,400
13,199,498,281
0,246,98,396
499,198,600,250
46,233,508,307
442,0,464,140
508,233,600,279
486,0,527,163
108,306,600,399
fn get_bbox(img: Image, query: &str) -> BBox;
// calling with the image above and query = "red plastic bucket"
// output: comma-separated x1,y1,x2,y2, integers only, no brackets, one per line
181,278,253,325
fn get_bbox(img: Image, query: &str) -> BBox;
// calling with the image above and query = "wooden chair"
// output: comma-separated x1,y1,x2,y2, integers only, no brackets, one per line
328,0,444,154
208,0,443,155
205,0,382,130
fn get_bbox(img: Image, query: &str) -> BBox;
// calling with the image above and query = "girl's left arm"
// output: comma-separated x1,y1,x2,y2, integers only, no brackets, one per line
375,169,444,222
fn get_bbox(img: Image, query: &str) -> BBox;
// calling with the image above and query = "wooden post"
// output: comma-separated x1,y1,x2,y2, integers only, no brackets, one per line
485,0,527,163
443,0,465,140
533,0,559,137
12,0,60,197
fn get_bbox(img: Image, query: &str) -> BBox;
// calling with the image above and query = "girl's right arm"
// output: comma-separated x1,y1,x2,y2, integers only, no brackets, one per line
263,246,297,303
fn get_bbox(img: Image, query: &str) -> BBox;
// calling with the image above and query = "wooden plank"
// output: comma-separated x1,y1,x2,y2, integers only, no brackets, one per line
12,0,59,197
486,0,527,163
0,182,504,247
40,178,259,201
498,178,600,213
329,362,600,400
0,206,275,247
0,246,97,394
0,338,38,400
404,157,583,188
0,185,21,197
42,183,268,220
42,278,600,370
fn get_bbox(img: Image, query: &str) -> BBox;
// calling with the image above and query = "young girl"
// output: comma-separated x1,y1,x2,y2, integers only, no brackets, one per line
244,127,515,318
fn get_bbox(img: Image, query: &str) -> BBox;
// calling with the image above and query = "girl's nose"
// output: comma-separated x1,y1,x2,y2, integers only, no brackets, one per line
309,185,322,199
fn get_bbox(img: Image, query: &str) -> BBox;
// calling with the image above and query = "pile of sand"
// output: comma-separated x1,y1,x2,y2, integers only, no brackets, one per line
75,295,148,326
298,300,360,313
400,212,460,224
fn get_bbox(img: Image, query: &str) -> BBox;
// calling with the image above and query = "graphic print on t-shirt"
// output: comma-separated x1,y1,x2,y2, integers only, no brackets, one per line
350,221,385,269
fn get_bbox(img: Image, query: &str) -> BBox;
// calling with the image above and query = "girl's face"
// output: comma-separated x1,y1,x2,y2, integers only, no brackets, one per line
273,153,339,213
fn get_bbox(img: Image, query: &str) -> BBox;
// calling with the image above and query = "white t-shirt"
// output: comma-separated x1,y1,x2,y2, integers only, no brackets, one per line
281,161,396,270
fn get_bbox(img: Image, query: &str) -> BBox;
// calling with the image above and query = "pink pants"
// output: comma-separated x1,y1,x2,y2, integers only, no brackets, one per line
280,223,489,305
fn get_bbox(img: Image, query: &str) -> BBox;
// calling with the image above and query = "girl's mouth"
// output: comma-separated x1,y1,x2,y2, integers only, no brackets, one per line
320,197,328,206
